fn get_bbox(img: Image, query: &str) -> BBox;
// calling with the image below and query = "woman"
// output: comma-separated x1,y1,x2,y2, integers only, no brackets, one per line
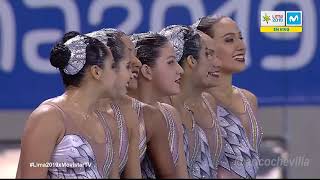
195,16,263,178
160,25,223,178
86,28,142,178
131,32,189,178
16,32,120,178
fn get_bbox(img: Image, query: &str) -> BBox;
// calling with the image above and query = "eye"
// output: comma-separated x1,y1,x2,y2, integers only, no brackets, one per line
225,37,234,43
205,49,214,58
239,36,244,40
167,60,175,65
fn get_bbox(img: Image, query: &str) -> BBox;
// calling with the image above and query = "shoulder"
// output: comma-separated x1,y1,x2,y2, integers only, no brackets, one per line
158,103,180,120
30,100,65,128
202,92,217,109
142,103,162,116
23,101,65,141
158,103,184,132
142,104,166,129
238,88,258,109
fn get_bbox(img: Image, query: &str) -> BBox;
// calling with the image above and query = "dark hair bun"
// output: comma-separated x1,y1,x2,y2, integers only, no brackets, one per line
62,31,81,43
50,42,71,69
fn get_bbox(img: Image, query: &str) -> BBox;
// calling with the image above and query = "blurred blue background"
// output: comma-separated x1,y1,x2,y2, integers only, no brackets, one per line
0,0,319,109
0,0,319,178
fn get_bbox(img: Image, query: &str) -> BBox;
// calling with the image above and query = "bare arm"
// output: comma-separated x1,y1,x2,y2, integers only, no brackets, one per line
121,106,142,178
160,103,189,178
144,106,176,178
16,105,64,178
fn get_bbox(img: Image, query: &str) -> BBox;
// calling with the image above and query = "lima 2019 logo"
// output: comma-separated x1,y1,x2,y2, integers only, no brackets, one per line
262,13,284,24
262,13,271,24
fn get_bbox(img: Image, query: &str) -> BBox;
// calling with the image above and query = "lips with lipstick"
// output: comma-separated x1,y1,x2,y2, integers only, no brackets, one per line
175,77,181,85
233,54,245,62
208,70,220,78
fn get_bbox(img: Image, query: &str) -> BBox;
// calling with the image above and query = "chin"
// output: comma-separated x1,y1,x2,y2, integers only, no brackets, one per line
128,84,138,91
224,64,246,73
170,87,181,96
233,65,246,73
129,79,138,87
122,89,128,96
206,82,218,89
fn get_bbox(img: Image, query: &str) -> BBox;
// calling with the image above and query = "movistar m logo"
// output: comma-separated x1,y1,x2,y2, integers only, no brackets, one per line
289,15,299,22
286,11,302,26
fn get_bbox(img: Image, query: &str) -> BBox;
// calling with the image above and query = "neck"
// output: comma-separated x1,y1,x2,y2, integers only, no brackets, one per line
134,82,160,106
174,76,204,108
127,88,138,100
63,84,102,114
207,71,234,108
112,95,132,105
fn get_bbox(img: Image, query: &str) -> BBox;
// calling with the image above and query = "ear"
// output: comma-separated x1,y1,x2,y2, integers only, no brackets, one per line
140,64,152,80
90,65,102,80
186,55,197,69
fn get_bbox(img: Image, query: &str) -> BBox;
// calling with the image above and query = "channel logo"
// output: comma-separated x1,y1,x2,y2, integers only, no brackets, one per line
286,11,302,26
260,11,302,33
261,11,285,26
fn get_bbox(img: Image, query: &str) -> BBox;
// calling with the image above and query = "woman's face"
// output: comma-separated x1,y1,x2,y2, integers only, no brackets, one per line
152,42,184,96
113,37,132,97
122,36,142,91
210,17,246,74
99,48,118,98
192,32,221,89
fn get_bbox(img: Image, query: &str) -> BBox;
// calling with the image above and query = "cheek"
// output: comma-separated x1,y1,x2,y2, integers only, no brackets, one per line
197,61,210,73
120,66,130,78
102,72,115,90
217,44,232,58
216,48,233,67
153,68,172,88
117,72,127,85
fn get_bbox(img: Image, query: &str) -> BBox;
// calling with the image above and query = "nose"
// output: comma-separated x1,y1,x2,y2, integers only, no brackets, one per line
213,55,222,69
135,56,142,69
176,62,184,75
129,69,134,80
237,37,246,53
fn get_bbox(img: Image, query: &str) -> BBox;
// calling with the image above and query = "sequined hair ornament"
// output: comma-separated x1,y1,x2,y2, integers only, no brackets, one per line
160,25,197,63
101,28,119,34
191,17,202,29
63,35,88,75
131,32,155,46
86,30,109,47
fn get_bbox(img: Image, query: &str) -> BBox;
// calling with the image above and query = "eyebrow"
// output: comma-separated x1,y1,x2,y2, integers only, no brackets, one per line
222,32,242,38
166,55,176,60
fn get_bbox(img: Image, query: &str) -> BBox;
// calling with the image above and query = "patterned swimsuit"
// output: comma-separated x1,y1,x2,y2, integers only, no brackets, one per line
45,102,114,179
183,97,217,179
139,102,180,178
110,103,129,174
217,86,263,178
